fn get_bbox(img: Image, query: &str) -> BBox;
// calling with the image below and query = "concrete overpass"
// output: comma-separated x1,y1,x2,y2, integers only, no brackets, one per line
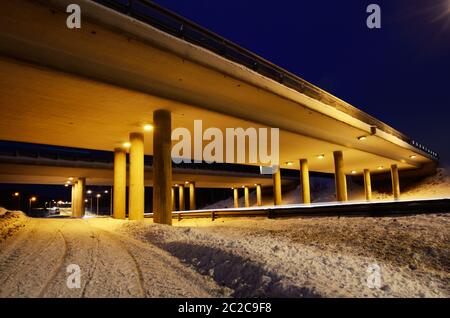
0,0,439,223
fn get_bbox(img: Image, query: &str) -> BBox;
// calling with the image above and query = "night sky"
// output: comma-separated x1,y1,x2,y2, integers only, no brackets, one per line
153,0,450,164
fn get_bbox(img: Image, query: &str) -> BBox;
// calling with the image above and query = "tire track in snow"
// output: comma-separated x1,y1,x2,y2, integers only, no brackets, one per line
37,228,68,297
0,220,66,297
80,221,100,298
95,228,146,297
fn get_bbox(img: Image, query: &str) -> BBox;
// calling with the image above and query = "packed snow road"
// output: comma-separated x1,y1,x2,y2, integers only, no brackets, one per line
0,216,227,298
0,211,448,298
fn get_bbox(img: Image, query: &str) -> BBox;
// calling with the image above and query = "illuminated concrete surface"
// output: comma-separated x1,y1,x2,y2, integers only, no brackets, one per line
189,182,196,211
0,0,437,177
256,184,262,206
152,109,172,224
363,169,372,201
113,148,126,219
273,168,282,205
391,164,401,200
128,132,144,220
299,159,311,204
333,151,348,202
233,188,239,208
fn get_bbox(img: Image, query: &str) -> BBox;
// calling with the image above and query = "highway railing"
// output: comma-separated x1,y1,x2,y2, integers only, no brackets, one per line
93,0,439,161
145,198,450,220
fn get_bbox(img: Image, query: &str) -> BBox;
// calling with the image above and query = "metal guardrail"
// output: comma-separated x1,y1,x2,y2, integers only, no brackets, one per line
145,198,450,220
92,0,439,161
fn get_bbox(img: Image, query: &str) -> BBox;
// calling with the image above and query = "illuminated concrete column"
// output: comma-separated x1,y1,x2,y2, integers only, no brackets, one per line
391,164,401,199
363,169,372,201
113,147,127,219
153,110,172,225
75,177,86,218
189,182,196,210
333,151,348,202
128,132,144,220
171,187,175,211
244,186,250,207
233,188,239,208
178,185,185,211
256,184,262,206
299,159,311,204
273,167,282,205
71,183,77,217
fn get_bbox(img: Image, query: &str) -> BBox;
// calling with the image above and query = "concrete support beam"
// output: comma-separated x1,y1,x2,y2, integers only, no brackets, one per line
244,186,250,207
391,164,401,200
178,185,185,211
189,182,196,210
171,187,175,212
333,151,348,202
152,109,172,225
71,183,77,217
256,184,262,206
363,169,372,201
299,159,311,204
233,188,239,208
128,132,144,220
273,167,282,205
113,148,126,219
73,178,85,218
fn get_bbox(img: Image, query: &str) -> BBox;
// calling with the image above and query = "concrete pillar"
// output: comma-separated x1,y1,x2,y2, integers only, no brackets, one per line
391,164,401,200
153,110,172,225
299,159,311,204
256,184,262,206
273,167,282,205
363,169,372,201
171,187,175,211
75,178,86,218
178,185,185,211
71,183,77,217
128,132,144,220
333,151,348,202
244,186,250,207
233,188,239,208
113,148,127,219
189,182,196,210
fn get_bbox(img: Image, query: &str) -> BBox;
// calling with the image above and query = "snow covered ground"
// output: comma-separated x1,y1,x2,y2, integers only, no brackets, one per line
118,214,449,298
0,168,448,298
0,215,229,298
0,211,448,298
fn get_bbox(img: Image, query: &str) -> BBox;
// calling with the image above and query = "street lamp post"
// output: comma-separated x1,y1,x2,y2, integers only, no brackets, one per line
96,194,101,215
87,190,93,213
13,192,20,210
104,189,112,216
29,196,36,210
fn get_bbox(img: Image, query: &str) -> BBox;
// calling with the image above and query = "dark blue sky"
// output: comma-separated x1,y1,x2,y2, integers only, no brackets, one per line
153,0,450,164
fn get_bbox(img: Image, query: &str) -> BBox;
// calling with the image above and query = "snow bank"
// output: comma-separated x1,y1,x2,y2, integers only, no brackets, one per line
0,208,27,243
204,168,450,209
119,213,449,298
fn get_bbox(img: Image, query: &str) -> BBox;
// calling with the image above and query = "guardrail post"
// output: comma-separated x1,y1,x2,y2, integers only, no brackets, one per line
211,211,216,221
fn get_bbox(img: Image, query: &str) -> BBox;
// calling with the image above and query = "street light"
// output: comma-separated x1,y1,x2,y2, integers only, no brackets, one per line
13,192,20,210
29,196,37,210
96,194,101,215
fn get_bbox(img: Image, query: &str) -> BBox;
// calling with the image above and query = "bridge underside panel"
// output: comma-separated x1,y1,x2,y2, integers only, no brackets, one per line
0,0,435,178
0,57,420,175
0,163,289,188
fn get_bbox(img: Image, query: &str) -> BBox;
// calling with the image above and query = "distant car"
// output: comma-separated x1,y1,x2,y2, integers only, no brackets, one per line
28,208,49,218
48,207,60,215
